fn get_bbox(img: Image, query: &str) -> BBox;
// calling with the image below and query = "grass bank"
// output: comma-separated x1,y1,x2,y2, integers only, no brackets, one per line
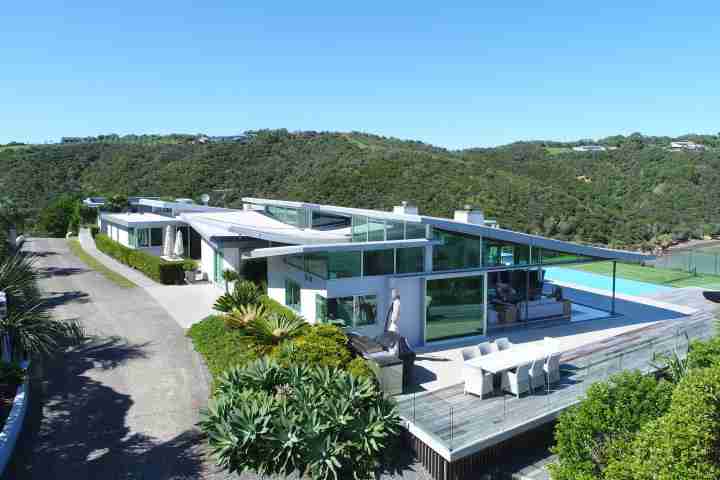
570,261,720,288
67,238,137,288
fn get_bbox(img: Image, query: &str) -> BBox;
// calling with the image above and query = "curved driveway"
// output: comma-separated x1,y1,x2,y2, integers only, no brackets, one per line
5,238,225,479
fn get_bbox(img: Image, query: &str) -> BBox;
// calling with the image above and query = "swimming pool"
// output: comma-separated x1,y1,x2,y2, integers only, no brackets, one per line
543,267,674,296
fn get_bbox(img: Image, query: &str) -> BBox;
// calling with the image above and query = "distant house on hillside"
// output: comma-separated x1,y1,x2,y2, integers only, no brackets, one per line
572,145,607,152
670,141,705,151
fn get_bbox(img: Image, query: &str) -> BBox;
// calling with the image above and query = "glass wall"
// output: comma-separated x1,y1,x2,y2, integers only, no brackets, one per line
483,239,530,267
351,215,427,242
317,294,378,328
426,276,485,341
396,247,425,274
285,279,301,311
311,211,350,229
432,229,481,271
363,249,395,276
531,247,593,264
267,206,309,228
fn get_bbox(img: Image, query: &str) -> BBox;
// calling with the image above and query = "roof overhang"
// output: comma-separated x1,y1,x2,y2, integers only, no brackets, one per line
243,239,440,259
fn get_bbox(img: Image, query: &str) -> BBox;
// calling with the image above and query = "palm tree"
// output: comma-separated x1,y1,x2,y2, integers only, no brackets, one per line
0,253,83,360
242,311,307,348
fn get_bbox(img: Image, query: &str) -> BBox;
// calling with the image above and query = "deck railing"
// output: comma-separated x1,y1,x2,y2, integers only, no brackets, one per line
400,314,715,456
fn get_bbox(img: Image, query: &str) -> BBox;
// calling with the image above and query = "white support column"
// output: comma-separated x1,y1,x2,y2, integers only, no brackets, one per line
483,272,488,336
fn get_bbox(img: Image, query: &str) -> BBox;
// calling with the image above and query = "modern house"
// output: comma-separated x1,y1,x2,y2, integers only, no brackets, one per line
572,145,606,152
97,197,646,348
670,140,706,151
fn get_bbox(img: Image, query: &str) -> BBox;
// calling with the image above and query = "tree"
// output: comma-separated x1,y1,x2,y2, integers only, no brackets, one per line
36,195,77,237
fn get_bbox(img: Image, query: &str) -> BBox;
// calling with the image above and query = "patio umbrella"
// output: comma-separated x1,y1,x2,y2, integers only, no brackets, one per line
174,229,185,258
163,225,175,257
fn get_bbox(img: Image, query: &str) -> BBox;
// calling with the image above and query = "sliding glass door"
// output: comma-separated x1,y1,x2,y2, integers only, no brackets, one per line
425,275,485,342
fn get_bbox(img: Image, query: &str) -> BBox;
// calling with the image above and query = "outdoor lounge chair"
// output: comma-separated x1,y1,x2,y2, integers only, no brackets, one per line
478,341,493,356
529,359,546,392
463,364,494,398
495,337,513,351
501,363,531,398
461,346,481,362
544,352,562,386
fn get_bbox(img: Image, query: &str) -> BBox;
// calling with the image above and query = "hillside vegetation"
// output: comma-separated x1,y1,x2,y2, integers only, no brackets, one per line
2,129,719,250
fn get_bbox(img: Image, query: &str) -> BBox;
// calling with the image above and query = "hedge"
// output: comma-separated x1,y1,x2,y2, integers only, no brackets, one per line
94,233,194,285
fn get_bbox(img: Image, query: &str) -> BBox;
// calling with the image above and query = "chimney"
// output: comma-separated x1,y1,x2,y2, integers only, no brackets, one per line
454,204,485,224
393,201,419,216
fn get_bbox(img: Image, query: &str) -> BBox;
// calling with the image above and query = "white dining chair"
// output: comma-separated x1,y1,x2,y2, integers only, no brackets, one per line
495,337,513,351
501,363,531,398
529,359,546,392
544,352,562,386
544,336,559,355
461,346,481,362
488,342,500,354
463,364,494,398
478,341,493,356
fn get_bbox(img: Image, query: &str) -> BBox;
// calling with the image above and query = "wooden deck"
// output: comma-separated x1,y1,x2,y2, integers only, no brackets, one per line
397,308,715,462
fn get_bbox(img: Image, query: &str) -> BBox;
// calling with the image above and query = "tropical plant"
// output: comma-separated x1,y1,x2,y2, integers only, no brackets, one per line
242,311,307,349
201,358,400,479
0,253,83,359
213,280,262,312
223,304,266,329
651,348,689,384
220,269,240,294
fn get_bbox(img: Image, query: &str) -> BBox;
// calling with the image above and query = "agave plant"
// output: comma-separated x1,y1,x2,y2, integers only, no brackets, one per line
221,269,241,294
243,311,307,347
0,253,83,360
224,304,267,329
214,280,262,313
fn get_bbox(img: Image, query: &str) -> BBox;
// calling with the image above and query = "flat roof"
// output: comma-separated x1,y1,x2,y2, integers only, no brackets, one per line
180,210,350,245
101,212,180,227
243,197,650,263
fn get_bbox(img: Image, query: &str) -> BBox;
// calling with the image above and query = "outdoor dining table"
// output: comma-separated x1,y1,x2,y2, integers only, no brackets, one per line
465,342,550,374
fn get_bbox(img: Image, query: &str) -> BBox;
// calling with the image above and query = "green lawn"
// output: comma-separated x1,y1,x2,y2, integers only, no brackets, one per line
570,261,720,288
67,238,137,288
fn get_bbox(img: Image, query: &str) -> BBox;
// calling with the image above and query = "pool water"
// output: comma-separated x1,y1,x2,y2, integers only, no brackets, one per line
544,267,674,296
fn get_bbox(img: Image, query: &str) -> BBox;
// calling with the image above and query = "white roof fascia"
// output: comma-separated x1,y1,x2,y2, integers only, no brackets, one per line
242,197,423,223
243,239,440,259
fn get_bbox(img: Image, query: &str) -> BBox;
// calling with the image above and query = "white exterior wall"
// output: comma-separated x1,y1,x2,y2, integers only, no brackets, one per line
388,276,425,347
200,238,215,283
267,257,326,323
117,226,129,247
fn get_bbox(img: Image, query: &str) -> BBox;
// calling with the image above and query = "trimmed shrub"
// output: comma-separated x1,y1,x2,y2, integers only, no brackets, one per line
201,358,400,479
186,315,259,379
549,370,673,480
604,366,720,480
271,324,352,369
686,336,720,369
94,233,191,284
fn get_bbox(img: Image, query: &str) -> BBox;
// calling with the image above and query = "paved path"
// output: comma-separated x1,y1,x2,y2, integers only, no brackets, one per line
4,237,227,479
79,228,218,328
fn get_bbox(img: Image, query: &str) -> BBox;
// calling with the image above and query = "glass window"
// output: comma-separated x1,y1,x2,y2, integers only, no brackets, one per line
325,295,377,327
304,253,328,278
386,220,405,241
327,251,362,279
483,239,530,267
405,222,427,239
426,276,484,342
396,247,425,274
267,206,308,228
363,249,395,276
150,228,163,247
538,248,591,264
287,254,304,271
137,228,149,247
128,228,136,248
312,211,350,229
285,279,301,311
432,229,481,271
367,218,386,241
351,216,368,242
315,294,328,323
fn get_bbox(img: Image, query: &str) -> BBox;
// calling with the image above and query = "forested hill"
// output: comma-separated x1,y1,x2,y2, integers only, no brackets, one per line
2,129,719,250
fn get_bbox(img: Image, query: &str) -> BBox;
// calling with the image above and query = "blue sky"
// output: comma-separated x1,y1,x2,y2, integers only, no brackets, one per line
2,1,719,148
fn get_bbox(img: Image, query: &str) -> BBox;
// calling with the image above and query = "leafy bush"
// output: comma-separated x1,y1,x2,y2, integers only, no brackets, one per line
686,336,720,369
603,366,720,480
0,361,25,385
186,315,259,379
201,358,400,479
213,280,263,312
36,195,78,237
550,370,673,480
272,324,351,368
94,233,191,284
